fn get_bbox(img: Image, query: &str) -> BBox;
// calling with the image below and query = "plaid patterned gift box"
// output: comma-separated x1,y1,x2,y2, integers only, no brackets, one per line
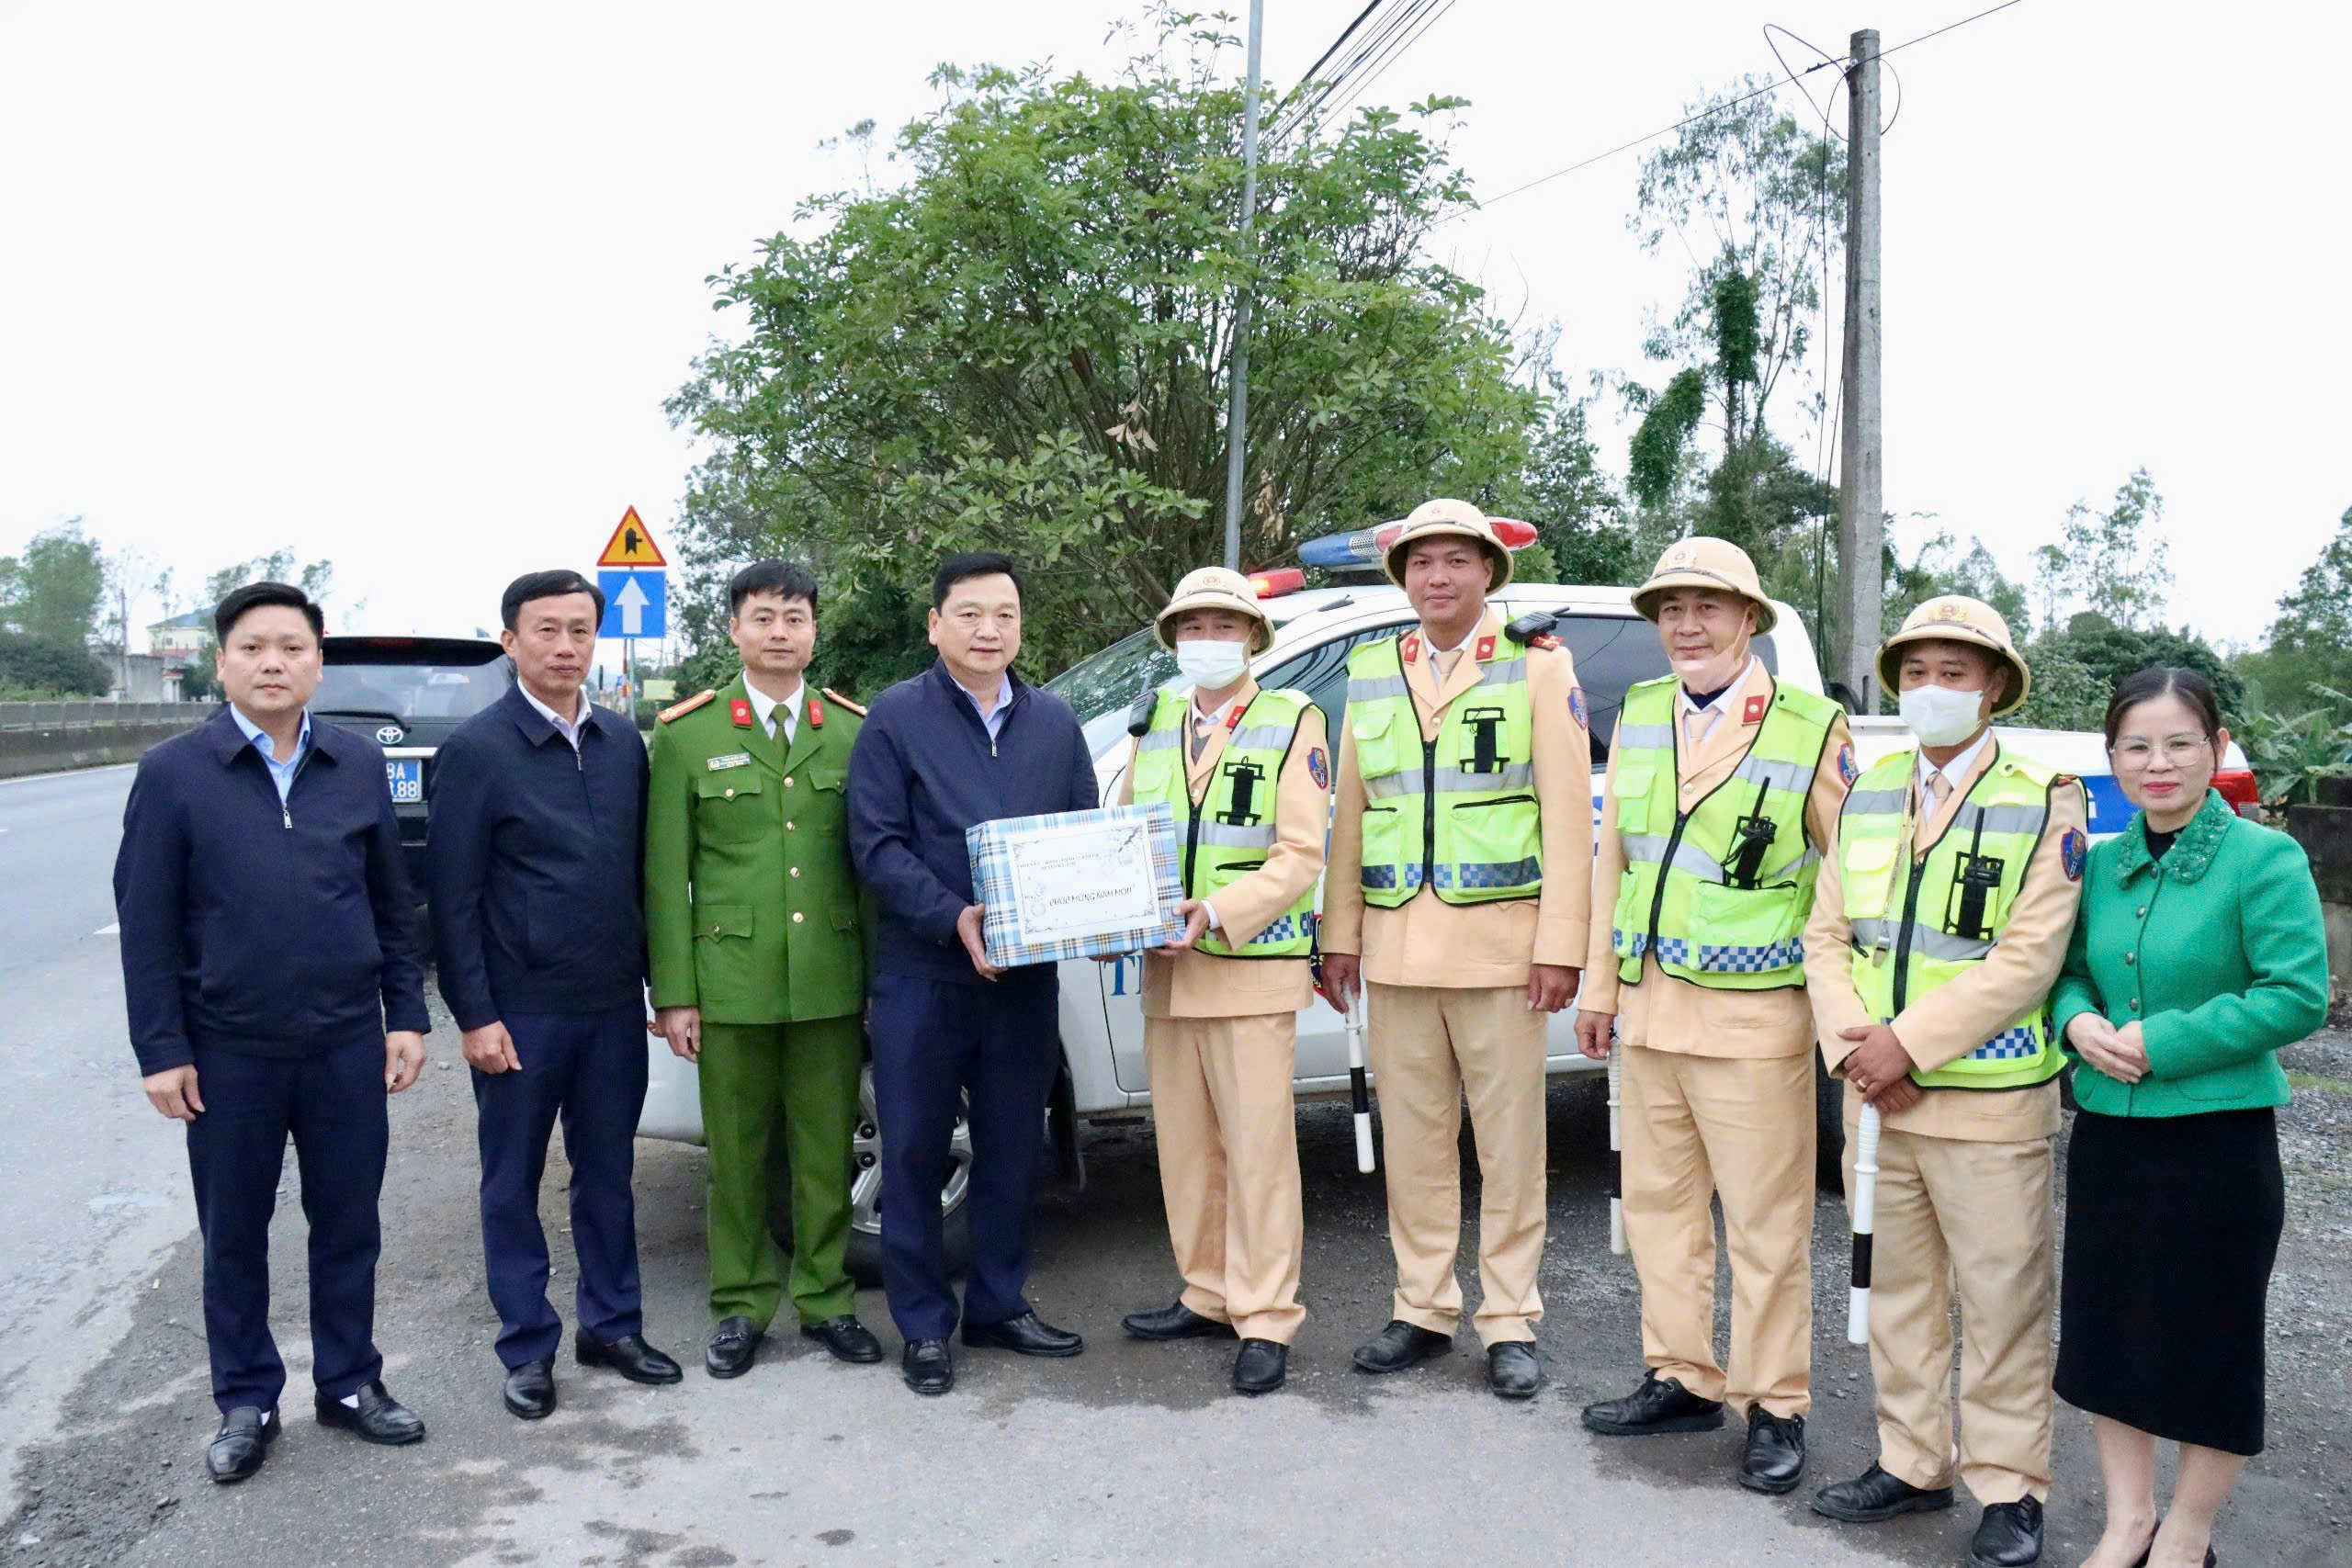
966,802,1188,968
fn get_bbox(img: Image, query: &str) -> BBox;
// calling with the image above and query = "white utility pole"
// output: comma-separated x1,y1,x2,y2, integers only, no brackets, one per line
1837,26,1883,708
1223,0,1265,572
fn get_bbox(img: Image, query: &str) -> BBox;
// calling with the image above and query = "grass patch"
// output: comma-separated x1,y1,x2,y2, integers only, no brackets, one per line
2287,1070,2352,1095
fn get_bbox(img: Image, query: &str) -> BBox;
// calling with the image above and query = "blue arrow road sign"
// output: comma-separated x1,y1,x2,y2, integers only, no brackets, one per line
598,570,666,639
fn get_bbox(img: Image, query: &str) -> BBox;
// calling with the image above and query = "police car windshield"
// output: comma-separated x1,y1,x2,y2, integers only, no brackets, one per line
1050,626,1178,757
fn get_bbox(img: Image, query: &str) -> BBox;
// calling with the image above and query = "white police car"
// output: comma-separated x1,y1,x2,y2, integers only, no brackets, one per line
640,522,2253,1274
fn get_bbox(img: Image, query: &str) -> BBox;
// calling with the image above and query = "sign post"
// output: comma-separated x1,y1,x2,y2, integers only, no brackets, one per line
595,506,668,709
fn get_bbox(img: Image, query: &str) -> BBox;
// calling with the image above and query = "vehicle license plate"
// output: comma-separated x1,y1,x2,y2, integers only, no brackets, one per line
385,758,424,804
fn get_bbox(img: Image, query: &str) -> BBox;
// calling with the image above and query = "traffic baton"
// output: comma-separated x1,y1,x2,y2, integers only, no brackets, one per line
1345,989,1375,1174
1847,1102,1882,1345
1606,1042,1626,1256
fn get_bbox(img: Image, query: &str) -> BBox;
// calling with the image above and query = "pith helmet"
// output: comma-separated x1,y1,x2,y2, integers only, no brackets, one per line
1382,498,1514,590
1153,566,1275,655
1878,595,2031,716
1632,536,1779,634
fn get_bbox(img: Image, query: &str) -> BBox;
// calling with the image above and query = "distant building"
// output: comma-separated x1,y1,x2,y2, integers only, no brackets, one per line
147,609,210,656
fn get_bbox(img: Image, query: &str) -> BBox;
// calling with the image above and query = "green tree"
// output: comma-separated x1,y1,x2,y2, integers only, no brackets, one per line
1492,373,1634,585
1884,525,2030,633
0,634,110,696
204,550,334,615
669,13,1544,689
2029,468,2171,633
0,521,106,647
2009,618,2244,732
2237,504,2352,720
1621,82,1841,580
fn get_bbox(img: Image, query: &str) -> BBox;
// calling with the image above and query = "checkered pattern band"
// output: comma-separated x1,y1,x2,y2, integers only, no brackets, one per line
1693,937,1806,974
1966,1026,2042,1061
1360,863,1429,893
1433,857,1541,890
1243,911,1314,947
967,802,1188,966
1613,931,1692,967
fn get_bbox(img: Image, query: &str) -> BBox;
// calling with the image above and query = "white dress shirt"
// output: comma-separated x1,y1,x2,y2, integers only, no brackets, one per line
745,679,805,745
520,683,593,751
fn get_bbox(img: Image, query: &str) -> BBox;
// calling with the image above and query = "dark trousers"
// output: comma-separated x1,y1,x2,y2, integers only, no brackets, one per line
185,1037,389,1415
471,1007,649,1368
868,969,1059,1341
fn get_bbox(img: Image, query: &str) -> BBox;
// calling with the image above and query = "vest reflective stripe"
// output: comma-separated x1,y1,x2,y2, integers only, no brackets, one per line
1606,674,1839,990
1838,746,2068,1089
1346,634,1543,907
1130,686,1317,959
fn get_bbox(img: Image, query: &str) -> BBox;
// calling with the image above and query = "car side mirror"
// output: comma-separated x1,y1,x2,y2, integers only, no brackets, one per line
1825,679,1864,715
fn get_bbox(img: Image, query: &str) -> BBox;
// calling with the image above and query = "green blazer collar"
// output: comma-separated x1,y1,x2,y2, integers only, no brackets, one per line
2113,786,2233,886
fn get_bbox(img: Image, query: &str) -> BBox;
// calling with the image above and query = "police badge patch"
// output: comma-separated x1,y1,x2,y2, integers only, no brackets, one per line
1307,747,1329,790
1568,686,1589,731
1837,741,1860,785
2061,826,2087,882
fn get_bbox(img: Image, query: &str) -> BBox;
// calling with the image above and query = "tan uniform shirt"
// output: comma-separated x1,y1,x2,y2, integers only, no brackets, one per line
1320,609,1593,987
1117,678,1329,1020
1582,659,1853,1057
1803,738,2087,1141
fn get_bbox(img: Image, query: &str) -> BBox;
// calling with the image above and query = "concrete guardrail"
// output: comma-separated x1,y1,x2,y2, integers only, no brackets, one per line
0,701,212,780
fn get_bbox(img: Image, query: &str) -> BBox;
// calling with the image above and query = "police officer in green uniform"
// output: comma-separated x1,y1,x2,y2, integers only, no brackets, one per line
645,560,882,1377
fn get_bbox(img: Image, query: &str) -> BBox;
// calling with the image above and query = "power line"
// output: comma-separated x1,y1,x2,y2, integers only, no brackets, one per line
1447,0,2028,220
1311,0,1461,132
1268,0,1426,146
1296,0,1386,89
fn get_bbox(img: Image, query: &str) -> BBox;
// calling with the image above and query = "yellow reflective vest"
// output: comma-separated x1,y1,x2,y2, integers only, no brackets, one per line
1345,631,1542,907
1130,686,1317,959
1607,675,1840,988
1838,745,2074,1089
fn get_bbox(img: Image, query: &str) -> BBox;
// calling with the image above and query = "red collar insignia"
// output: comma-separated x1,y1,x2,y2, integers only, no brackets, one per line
1476,635,1496,660
1227,705,1245,731
1400,634,1421,662
807,696,825,728
1742,694,1770,725
729,698,753,728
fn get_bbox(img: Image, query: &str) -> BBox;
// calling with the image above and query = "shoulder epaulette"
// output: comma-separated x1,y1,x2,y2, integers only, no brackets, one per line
658,689,717,723
821,687,866,717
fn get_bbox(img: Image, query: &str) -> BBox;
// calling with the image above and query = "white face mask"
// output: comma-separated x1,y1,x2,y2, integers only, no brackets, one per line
1174,638,1250,691
1898,682,1987,748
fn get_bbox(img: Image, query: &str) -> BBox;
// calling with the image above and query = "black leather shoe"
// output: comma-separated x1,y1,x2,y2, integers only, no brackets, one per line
1580,1371,1725,1435
314,1381,425,1446
575,1330,684,1385
1123,1301,1238,1341
1233,1339,1287,1394
960,1312,1084,1358
902,1337,953,1395
1487,1342,1542,1400
1739,1408,1806,1494
502,1359,556,1420
1811,1462,1956,1523
1351,1320,1453,1373
205,1405,279,1483
705,1316,763,1379
1969,1497,2044,1567
800,1314,884,1364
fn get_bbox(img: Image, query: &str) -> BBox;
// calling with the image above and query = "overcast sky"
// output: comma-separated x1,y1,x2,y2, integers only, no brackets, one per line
4,1,2345,666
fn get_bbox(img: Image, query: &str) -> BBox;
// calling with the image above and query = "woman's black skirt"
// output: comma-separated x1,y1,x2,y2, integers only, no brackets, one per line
2054,1106,2283,1456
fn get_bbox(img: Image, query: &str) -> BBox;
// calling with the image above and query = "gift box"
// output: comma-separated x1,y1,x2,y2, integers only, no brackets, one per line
965,802,1188,968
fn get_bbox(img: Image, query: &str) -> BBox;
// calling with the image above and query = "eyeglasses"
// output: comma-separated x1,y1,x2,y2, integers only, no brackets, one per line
2109,736,2211,768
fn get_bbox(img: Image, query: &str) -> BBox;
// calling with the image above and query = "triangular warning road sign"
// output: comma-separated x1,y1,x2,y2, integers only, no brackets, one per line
595,506,667,569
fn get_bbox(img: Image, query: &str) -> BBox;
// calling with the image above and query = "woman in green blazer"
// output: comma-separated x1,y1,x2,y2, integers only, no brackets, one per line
2050,668,2330,1568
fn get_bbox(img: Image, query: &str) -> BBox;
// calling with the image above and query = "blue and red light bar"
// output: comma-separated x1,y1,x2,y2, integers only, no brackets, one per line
1295,516,1539,570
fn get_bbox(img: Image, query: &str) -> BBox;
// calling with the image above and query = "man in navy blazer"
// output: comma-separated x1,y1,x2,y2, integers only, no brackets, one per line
426,570,679,1418
114,581,431,1484
848,551,1100,1395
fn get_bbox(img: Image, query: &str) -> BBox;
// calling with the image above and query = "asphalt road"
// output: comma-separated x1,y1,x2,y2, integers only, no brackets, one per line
5,762,2349,1567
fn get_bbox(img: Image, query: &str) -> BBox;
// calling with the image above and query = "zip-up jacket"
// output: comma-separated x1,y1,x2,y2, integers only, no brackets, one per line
425,683,650,1032
114,705,429,1074
847,660,1098,983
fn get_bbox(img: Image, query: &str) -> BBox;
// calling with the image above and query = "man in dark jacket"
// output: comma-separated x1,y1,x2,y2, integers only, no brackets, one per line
848,551,1098,1395
114,581,430,1484
426,570,678,1419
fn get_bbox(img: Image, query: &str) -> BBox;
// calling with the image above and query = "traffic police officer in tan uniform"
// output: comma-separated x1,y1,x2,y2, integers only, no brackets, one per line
1576,537,1852,1494
1804,597,2086,1568
1113,568,1329,1396
1321,499,1592,1401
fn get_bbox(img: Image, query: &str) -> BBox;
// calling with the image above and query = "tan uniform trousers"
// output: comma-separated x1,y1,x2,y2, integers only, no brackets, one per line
1845,1122,2054,1505
1365,982,1545,1347
1146,1013,1306,1344
1621,1043,1815,1416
